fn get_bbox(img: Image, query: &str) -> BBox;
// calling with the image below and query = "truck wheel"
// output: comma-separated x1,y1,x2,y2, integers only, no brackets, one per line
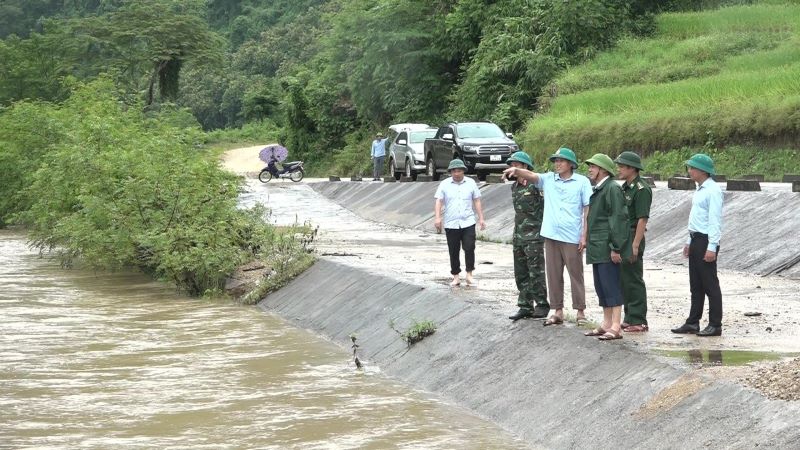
426,157,440,181
390,158,401,180
405,159,415,180
477,171,488,181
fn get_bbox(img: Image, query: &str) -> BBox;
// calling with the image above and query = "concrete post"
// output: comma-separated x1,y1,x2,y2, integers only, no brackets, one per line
329,176,341,182
727,180,761,191
668,177,694,190
782,174,800,183
485,174,504,184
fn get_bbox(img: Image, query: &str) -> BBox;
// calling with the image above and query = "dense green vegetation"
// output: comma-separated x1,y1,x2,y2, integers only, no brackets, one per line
0,79,313,295
1,0,669,176
520,1,800,177
2,0,798,293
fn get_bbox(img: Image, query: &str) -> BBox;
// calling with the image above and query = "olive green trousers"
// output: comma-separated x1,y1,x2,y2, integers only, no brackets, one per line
621,237,647,325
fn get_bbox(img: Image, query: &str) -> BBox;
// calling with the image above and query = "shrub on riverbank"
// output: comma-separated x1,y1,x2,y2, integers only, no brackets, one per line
519,3,800,170
0,79,311,296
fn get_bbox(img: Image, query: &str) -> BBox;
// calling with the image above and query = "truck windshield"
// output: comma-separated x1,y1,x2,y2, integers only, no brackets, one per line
456,123,506,139
409,130,436,144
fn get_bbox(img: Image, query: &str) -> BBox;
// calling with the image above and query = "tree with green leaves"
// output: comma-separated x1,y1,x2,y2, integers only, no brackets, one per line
66,0,225,105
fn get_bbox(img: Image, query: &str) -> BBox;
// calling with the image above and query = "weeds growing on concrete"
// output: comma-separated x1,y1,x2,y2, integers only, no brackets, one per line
401,320,437,346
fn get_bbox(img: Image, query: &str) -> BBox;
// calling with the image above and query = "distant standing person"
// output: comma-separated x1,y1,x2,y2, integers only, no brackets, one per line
614,152,653,333
505,152,550,321
583,154,629,340
434,159,486,287
503,147,593,326
371,132,387,181
671,154,724,337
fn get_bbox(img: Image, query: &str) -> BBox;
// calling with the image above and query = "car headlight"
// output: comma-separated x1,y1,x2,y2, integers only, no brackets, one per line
462,145,478,153
509,144,518,151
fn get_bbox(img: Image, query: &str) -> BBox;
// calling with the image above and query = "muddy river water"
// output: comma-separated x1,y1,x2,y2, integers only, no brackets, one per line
0,230,527,449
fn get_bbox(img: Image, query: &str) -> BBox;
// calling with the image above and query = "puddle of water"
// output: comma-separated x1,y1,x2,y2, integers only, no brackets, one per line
655,349,799,367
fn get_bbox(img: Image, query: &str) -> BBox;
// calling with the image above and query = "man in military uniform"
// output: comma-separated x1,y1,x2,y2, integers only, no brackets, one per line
506,152,550,321
614,152,653,333
584,153,630,340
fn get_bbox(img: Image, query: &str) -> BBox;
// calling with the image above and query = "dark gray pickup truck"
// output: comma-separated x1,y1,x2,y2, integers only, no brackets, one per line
423,122,519,180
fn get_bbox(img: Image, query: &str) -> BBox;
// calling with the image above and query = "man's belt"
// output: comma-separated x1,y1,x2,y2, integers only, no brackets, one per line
689,231,708,239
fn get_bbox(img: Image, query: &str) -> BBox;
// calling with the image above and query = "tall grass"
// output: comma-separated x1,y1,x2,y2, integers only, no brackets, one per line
520,2,800,166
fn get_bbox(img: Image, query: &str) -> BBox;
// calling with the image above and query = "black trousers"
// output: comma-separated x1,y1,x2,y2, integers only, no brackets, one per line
687,234,723,327
445,225,476,275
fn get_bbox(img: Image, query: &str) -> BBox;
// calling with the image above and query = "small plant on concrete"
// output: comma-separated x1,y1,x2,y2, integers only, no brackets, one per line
401,320,437,346
349,333,362,369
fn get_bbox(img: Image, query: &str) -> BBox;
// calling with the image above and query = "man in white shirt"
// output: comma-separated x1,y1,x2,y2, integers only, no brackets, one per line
434,159,486,287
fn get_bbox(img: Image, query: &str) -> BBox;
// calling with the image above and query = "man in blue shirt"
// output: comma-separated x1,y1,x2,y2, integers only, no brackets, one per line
503,147,593,326
371,132,387,181
434,159,486,287
671,153,724,337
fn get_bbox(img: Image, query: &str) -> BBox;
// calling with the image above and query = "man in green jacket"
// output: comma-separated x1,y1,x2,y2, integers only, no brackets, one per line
583,154,630,340
614,152,652,333
505,152,550,321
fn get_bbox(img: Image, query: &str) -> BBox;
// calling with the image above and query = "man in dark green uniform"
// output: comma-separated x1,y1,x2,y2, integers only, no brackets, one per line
506,152,550,321
615,152,653,333
584,153,630,340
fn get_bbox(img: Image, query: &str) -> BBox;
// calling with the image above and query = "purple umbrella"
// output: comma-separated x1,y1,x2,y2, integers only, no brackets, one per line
259,144,289,163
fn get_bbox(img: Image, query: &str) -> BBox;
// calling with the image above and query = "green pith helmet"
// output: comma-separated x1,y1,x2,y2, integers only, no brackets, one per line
506,151,533,170
614,151,644,170
585,153,617,175
685,153,715,176
447,159,467,171
549,147,578,168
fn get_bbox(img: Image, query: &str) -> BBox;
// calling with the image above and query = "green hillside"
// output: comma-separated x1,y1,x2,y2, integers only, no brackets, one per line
520,1,800,177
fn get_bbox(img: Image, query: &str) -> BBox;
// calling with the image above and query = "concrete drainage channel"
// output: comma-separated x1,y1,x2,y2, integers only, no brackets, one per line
260,260,800,448
256,180,800,448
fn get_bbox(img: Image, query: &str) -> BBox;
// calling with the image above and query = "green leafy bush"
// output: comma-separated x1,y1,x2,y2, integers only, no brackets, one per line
1,78,308,295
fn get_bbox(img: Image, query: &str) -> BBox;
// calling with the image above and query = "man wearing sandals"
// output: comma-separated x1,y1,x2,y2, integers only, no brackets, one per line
615,152,652,333
502,147,592,326
583,154,630,340
505,152,550,321
434,159,486,287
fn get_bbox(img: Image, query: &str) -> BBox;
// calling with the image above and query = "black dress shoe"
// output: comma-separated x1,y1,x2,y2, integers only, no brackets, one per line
671,323,700,334
508,309,533,321
697,325,722,337
532,306,550,319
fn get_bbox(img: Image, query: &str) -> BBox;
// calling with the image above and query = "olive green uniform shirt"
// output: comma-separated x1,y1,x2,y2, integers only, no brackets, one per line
586,177,630,264
621,175,653,231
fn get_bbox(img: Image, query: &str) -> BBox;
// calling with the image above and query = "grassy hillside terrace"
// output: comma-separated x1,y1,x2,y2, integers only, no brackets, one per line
519,2,800,178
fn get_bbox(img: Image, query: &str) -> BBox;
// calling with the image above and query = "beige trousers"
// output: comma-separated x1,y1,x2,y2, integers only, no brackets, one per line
544,238,586,310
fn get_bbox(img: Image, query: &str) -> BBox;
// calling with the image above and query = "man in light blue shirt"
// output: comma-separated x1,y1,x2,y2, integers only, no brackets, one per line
503,147,593,325
371,132,387,181
671,153,725,337
434,159,486,287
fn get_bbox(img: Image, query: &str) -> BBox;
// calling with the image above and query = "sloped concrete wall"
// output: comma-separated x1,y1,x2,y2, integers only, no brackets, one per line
260,259,800,448
311,182,800,278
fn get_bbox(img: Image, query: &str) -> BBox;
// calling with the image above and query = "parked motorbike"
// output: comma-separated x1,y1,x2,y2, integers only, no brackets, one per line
259,158,305,183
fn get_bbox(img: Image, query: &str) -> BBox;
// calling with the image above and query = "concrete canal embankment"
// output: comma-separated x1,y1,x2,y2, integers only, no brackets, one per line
255,180,800,448
310,181,800,279
260,259,800,449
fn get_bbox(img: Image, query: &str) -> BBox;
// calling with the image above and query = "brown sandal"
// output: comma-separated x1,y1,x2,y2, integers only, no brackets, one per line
584,328,605,336
623,324,649,333
543,316,564,326
598,330,623,341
